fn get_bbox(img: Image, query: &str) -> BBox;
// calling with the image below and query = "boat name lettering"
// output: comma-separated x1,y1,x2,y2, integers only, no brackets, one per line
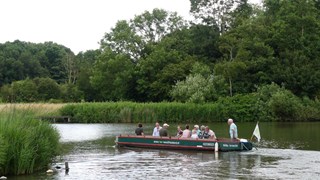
203,143,215,146
222,144,239,148
153,140,180,145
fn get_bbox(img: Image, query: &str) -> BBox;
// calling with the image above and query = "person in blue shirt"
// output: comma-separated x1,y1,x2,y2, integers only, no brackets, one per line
228,118,238,139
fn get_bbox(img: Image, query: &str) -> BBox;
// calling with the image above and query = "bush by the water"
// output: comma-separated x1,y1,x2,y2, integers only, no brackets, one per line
0,110,60,175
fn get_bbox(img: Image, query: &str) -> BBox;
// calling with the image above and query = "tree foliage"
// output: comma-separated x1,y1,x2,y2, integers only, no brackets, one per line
1,1,320,110
189,0,251,33
100,8,187,62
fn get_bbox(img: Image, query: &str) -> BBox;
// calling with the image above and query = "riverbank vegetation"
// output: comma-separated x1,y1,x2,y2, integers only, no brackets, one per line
1,1,320,121
60,84,320,123
0,103,64,116
0,109,60,175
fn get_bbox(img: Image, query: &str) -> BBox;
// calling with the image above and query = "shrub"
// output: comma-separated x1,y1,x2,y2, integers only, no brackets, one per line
0,110,60,175
268,90,301,121
215,93,259,122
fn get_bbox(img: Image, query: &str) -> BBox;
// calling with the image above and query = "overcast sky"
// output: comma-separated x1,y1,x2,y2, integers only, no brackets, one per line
0,0,261,54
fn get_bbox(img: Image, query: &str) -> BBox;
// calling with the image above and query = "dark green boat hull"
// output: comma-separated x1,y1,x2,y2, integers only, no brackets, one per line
116,135,252,152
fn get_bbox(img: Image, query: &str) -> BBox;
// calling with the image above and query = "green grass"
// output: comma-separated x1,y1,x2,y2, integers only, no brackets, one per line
0,108,60,175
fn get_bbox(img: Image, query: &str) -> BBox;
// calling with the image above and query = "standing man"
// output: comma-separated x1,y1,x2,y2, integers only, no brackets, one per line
159,123,169,137
228,118,238,139
152,122,162,136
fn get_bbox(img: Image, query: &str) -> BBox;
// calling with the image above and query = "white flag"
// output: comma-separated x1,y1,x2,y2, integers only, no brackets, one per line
252,123,261,142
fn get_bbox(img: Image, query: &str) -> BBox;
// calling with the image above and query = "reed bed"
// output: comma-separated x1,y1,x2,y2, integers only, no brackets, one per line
0,103,65,116
0,109,60,175
59,101,256,123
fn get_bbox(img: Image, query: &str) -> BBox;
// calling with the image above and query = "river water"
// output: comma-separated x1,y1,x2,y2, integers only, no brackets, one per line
10,122,320,179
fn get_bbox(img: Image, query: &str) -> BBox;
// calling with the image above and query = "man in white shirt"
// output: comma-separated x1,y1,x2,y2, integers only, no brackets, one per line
228,118,238,139
152,122,162,136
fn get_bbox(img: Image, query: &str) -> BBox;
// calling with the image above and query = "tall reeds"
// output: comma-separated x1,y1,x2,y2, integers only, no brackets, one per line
0,108,60,175
59,102,226,123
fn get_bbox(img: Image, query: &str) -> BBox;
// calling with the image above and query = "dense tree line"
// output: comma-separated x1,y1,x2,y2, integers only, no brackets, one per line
1,1,320,105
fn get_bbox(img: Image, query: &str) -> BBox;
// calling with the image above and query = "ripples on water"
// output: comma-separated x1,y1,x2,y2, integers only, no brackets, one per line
48,145,320,180
9,123,320,180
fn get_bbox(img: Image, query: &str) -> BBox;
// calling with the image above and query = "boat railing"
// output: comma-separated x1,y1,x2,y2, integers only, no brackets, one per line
118,134,242,143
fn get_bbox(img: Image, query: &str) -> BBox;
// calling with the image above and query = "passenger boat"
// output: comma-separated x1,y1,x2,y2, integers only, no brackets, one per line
116,135,253,152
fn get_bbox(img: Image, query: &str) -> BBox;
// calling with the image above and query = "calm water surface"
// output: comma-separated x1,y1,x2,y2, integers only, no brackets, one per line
10,122,320,179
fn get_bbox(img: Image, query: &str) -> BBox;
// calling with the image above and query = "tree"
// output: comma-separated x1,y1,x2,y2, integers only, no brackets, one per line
34,77,61,101
0,40,73,86
171,73,214,103
135,23,222,102
11,79,38,102
135,39,196,101
60,83,83,102
214,60,246,96
100,9,187,62
189,0,247,33
76,50,101,101
216,5,274,95
263,0,320,98
131,8,187,43
43,42,72,83
0,84,13,102
100,20,144,62
91,49,135,101
63,53,78,84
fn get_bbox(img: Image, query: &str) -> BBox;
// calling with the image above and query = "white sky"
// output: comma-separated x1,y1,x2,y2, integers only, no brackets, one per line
0,0,261,54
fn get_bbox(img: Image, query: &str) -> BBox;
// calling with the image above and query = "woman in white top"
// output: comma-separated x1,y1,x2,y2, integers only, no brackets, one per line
152,122,162,136
190,129,198,139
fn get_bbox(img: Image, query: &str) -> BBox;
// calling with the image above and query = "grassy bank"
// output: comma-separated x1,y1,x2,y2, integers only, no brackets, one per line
0,109,60,175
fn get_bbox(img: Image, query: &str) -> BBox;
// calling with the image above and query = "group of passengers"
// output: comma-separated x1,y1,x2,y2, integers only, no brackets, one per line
177,124,217,140
136,118,238,139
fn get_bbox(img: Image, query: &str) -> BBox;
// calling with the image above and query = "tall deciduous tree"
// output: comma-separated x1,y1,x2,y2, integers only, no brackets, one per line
63,53,79,84
100,20,143,62
190,0,247,33
131,8,187,43
76,50,101,101
100,9,187,62
264,0,320,98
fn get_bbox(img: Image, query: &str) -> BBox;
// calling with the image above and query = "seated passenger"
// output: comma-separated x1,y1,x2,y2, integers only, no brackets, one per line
181,124,191,138
198,125,205,139
202,126,216,140
190,129,198,139
135,123,144,136
194,125,201,137
159,123,169,137
176,125,183,137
